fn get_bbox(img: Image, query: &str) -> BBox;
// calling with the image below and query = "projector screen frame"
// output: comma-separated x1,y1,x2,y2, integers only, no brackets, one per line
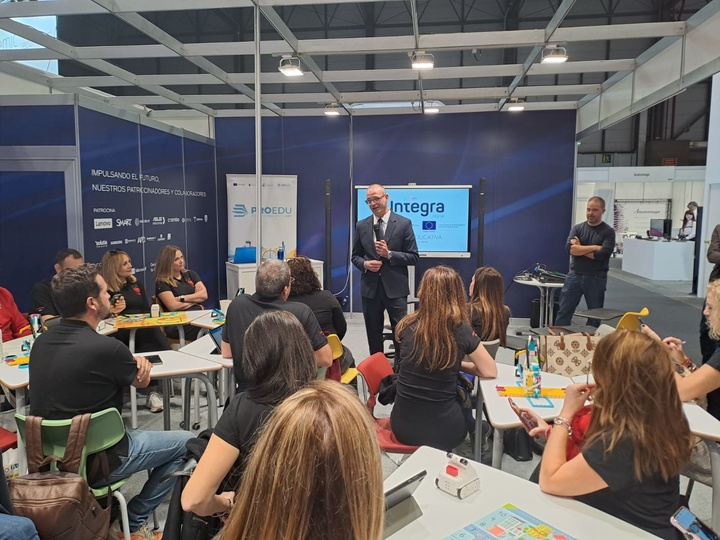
354,184,473,259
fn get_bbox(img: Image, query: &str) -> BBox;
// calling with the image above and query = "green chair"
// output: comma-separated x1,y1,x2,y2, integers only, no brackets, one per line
15,408,147,540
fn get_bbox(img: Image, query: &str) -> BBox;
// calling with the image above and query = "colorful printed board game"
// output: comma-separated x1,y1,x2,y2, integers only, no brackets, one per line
443,504,577,540
114,312,188,328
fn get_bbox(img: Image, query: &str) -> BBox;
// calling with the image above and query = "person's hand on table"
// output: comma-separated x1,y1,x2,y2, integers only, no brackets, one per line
560,383,595,419
110,296,126,316
133,355,152,383
364,260,382,272
519,408,549,440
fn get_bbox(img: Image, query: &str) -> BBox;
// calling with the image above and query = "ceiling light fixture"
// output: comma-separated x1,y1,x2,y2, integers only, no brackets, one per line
507,98,525,112
541,45,568,64
424,101,440,113
278,55,304,77
411,51,434,70
324,103,342,116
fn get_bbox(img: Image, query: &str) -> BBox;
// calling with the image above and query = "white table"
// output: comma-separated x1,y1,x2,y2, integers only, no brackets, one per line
112,310,211,428
384,446,660,539
141,350,222,431
179,335,234,404
512,277,564,327
479,363,571,468
622,238,694,281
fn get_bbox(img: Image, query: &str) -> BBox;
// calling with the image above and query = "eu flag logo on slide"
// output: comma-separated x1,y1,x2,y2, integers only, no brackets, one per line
422,221,436,231
233,204,248,218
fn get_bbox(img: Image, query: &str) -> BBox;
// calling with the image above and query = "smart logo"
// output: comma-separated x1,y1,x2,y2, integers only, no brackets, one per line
233,204,248,218
422,221,437,231
94,218,113,230
116,218,133,227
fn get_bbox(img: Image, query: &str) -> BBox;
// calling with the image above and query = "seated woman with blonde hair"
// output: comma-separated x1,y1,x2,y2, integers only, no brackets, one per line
218,380,384,540
525,329,692,540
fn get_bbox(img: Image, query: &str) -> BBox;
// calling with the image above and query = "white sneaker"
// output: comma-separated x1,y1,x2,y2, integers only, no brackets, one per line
145,392,163,413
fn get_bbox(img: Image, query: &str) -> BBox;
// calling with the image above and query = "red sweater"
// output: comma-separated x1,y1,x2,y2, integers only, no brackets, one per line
0,287,32,342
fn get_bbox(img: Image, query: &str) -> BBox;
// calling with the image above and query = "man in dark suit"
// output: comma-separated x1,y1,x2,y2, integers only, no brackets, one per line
352,184,419,354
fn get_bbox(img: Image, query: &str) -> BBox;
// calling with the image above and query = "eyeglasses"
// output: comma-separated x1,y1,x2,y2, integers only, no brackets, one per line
290,277,296,284
365,195,386,205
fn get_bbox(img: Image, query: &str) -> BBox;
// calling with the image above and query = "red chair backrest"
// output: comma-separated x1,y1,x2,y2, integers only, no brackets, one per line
356,353,393,411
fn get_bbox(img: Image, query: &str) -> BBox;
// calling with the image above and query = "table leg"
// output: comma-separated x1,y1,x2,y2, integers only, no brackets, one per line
547,288,557,326
474,384,484,463
180,374,218,429
225,367,234,403
538,287,547,328
705,439,720,532
129,330,138,429
16,388,27,475
183,378,192,432
162,379,171,431
492,428,504,469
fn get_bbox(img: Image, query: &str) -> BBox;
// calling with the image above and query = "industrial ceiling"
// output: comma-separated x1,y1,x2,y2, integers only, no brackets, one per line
1,0,719,137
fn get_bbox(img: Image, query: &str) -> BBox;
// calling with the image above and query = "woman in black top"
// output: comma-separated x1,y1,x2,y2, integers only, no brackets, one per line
101,249,170,412
390,265,497,451
181,310,317,517
286,256,346,338
537,330,691,540
154,245,207,340
468,266,510,347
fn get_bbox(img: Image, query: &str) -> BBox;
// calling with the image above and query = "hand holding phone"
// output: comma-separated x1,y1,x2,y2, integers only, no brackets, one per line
671,507,720,540
110,293,122,306
508,398,537,432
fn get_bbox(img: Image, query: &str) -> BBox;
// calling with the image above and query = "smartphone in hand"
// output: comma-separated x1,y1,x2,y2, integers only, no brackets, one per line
110,293,122,306
145,354,163,365
508,398,537,432
671,506,720,540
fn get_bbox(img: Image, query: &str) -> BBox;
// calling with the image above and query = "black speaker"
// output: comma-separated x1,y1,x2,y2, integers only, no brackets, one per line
662,218,673,240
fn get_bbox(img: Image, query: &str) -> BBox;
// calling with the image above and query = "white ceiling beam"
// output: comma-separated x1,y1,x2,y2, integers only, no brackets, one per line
553,21,685,42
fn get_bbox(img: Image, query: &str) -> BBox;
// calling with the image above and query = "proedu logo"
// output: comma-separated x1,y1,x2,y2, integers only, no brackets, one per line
233,204,248,218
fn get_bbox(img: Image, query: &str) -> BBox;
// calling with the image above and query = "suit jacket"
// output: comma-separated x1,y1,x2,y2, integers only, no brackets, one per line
351,212,419,299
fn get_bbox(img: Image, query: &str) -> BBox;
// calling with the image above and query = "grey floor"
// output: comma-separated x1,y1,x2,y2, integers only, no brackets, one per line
120,256,714,531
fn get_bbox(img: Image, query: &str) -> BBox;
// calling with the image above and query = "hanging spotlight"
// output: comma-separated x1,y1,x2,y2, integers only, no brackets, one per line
541,45,568,64
278,55,304,77
507,98,525,112
324,103,342,116
411,51,434,70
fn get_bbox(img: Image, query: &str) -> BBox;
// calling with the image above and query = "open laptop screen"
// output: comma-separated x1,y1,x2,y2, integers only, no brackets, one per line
209,325,224,354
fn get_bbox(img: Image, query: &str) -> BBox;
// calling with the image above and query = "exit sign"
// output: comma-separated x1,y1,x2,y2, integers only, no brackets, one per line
662,157,678,166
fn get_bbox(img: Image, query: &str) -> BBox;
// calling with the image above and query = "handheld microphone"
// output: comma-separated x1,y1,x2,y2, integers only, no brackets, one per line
373,223,381,238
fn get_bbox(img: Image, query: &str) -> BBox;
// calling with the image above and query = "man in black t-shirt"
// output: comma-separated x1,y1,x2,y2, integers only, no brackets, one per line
555,197,616,327
29,264,192,539
28,248,83,323
222,259,332,389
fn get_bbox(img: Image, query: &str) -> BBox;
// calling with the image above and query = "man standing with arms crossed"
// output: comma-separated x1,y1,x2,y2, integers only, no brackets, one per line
352,184,419,355
555,196,616,327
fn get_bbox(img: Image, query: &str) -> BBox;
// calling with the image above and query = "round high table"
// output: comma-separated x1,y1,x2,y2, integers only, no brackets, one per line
513,276,564,328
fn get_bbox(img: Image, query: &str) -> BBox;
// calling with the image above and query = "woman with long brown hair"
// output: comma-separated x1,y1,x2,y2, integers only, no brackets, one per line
390,265,497,451
218,380,384,540
154,245,207,340
468,266,510,347
534,329,691,540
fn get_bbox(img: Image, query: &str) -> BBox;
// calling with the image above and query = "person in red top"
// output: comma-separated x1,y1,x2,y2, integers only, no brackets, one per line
0,287,32,342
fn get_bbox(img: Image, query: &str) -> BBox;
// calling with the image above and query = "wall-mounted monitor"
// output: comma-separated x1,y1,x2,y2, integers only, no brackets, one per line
355,185,472,258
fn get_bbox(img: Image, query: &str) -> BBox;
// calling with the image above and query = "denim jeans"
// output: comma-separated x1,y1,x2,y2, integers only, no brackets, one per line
555,272,607,327
109,429,193,532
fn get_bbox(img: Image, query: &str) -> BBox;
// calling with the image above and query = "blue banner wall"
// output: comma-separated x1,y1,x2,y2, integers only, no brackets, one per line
78,108,219,307
216,110,575,317
0,105,75,146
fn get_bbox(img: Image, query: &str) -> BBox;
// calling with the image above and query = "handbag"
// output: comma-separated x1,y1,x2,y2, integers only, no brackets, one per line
9,414,111,540
539,331,599,377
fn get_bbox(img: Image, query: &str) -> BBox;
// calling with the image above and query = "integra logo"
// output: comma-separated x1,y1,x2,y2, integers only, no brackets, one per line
94,218,113,230
95,240,108,248
233,204,248,218
116,218,133,227
390,201,444,217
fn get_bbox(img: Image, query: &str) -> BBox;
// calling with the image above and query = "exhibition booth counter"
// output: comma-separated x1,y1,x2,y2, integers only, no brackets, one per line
622,238,694,281
225,259,324,298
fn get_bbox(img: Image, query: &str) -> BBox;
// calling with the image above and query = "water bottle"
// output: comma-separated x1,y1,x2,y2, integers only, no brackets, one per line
278,241,285,261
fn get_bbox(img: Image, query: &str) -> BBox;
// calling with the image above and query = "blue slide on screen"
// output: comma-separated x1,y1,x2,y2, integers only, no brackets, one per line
356,186,471,257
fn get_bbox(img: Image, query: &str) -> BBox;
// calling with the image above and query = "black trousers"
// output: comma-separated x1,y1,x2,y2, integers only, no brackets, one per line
361,282,407,356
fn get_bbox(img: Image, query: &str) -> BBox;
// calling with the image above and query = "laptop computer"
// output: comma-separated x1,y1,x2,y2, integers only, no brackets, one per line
209,325,224,354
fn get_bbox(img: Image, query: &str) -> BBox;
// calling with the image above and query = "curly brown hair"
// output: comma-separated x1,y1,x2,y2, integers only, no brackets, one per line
287,257,321,297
